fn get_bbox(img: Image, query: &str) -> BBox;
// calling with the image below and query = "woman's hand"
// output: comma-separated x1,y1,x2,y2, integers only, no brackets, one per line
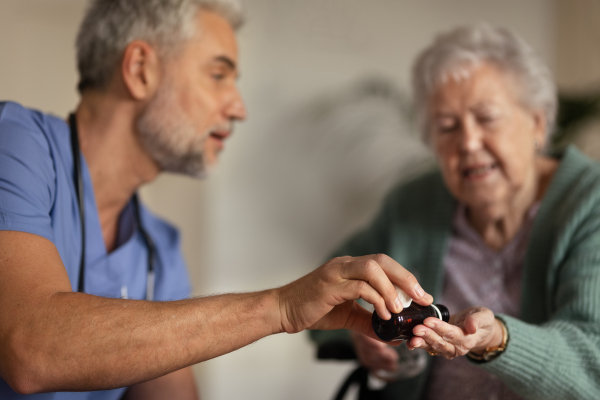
351,331,399,376
406,306,504,359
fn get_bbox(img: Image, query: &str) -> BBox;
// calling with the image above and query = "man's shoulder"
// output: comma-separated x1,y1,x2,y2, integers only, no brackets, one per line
0,101,33,117
0,103,64,243
0,101,50,128
0,101,65,149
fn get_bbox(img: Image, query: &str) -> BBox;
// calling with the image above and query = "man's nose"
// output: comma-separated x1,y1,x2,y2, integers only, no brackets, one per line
225,87,247,121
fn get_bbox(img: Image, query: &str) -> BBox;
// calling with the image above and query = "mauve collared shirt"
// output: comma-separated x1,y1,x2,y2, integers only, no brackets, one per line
422,202,539,400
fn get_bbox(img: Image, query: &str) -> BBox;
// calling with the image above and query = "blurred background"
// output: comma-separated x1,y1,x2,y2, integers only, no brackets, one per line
1,0,600,398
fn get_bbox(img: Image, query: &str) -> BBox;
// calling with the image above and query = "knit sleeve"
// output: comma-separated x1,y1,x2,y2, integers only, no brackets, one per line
478,194,600,400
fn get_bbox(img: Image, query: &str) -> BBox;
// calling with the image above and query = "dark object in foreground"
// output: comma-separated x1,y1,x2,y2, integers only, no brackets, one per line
372,303,450,342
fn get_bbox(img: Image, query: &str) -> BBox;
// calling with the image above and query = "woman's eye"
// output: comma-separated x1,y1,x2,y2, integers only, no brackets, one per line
476,110,502,125
436,121,458,133
212,73,226,81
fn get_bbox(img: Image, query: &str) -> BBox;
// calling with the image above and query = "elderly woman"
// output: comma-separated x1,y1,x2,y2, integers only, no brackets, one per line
310,24,600,400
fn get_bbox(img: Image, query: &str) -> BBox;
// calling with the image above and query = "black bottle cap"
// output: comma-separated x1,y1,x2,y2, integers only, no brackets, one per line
435,304,450,322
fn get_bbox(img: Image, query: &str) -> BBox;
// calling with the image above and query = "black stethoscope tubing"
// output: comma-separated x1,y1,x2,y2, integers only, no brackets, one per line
68,113,156,301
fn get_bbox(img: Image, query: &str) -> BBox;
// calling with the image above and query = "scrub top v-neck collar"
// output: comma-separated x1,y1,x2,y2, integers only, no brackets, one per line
77,153,151,299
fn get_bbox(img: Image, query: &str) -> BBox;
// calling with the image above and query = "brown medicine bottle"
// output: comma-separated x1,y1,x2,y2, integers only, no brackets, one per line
372,303,450,342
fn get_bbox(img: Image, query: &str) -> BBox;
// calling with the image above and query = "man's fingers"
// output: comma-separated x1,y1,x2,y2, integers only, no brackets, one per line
345,305,399,346
342,280,391,320
305,254,432,336
339,257,401,314
365,254,433,307
344,301,379,336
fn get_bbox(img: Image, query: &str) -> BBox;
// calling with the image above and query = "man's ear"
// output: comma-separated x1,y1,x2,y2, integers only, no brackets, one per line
121,40,161,100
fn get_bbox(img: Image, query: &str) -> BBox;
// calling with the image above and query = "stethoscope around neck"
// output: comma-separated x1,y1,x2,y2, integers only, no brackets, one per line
68,113,156,301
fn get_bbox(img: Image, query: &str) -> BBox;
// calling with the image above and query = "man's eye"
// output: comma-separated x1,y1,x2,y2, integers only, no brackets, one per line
212,73,226,81
440,125,456,132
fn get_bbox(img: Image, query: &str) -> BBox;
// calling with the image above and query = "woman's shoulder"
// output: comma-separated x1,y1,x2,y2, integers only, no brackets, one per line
539,146,600,235
553,146,600,202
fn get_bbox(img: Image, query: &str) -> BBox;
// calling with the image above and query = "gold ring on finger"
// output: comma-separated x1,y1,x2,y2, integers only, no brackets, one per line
427,350,438,356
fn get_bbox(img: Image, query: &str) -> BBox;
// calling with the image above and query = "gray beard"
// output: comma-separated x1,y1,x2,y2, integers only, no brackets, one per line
136,85,209,179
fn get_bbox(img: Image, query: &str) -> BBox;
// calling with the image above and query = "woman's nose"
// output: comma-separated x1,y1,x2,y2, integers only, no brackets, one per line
459,118,484,152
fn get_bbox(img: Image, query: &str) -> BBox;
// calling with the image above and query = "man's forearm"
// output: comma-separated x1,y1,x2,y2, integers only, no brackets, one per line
5,289,281,394
1,232,431,395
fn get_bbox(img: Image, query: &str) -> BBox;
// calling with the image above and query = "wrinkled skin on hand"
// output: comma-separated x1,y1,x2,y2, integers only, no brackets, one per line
406,306,503,359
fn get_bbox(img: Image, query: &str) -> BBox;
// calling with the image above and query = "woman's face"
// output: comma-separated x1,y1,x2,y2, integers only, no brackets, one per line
429,63,546,212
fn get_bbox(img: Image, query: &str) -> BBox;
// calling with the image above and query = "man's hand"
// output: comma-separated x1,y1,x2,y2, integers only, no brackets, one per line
406,306,503,359
275,254,433,339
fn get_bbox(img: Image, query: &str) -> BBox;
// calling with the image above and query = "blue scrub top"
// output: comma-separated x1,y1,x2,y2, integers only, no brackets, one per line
0,102,192,399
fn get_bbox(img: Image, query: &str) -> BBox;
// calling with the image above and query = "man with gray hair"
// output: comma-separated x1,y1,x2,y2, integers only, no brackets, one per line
0,1,434,399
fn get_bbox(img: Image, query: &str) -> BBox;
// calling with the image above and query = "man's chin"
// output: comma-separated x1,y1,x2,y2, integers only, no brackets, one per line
181,160,217,180
156,160,211,180
188,168,210,180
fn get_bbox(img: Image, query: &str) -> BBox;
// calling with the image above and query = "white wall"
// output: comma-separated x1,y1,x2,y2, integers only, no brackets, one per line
0,0,84,114
0,1,556,399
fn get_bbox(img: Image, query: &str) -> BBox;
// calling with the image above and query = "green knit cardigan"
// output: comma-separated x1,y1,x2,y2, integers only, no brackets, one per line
310,146,600,400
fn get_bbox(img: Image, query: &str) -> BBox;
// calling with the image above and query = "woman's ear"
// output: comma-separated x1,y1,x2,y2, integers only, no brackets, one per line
121,40,161,100
531,109,547,148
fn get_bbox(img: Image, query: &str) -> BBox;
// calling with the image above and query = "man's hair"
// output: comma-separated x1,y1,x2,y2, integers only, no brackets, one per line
76,0,244,93
412,24,557,143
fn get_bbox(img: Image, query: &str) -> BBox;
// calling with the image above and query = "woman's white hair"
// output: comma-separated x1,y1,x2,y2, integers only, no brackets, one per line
412,24,557,144
76,0,244,93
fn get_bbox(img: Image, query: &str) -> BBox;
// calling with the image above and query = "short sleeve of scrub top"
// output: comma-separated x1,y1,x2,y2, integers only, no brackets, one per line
0,102,192,400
